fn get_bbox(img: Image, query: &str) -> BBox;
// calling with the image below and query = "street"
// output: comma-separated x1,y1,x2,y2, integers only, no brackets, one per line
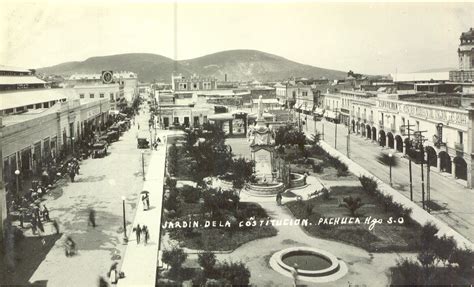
303,116,474,242
21,109,152,286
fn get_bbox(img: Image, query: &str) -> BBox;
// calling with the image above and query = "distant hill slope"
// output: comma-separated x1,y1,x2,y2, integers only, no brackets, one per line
37,50,347,82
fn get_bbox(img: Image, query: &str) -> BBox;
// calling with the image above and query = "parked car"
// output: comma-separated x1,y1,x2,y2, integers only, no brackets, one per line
137,138,149,149
107,131,119,142
91,142,108,158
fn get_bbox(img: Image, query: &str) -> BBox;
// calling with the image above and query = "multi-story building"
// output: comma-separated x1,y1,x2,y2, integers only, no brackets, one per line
450,28,474,82
171,74,217,91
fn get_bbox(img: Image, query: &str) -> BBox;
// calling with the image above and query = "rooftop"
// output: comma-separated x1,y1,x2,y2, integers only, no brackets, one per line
0,88,74,110
460,28,474,41
0,65,32,73
391,72,450,82
2,105,60,126
0,75,46,85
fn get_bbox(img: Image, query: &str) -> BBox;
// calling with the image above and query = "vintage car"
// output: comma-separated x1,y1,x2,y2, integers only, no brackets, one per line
137,138,149,149
98,135,110,144
107,131,119,142
91,141,108,158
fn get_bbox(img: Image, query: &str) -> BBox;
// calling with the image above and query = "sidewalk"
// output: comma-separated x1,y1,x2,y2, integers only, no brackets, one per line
117,136,167,287
318,140,474,249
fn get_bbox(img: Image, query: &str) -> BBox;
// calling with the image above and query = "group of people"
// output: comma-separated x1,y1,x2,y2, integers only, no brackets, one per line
134,224,150,245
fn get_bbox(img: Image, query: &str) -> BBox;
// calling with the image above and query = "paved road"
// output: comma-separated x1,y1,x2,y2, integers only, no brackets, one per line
26,109,151,286
304,116,474,243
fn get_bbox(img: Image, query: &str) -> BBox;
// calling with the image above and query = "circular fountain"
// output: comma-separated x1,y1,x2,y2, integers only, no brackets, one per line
269,247,348,283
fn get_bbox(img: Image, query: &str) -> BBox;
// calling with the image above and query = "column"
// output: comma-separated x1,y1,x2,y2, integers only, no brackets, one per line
394,139,398,153
229,120,233,135
452,161,457,178
437,156,441,173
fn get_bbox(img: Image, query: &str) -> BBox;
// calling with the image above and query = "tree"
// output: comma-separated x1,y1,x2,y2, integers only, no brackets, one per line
162,247,187,276
341,196,364,216
308,132,321,147
230,158,255,189
275,124,306,151
167,144,179,176
198,251,217,277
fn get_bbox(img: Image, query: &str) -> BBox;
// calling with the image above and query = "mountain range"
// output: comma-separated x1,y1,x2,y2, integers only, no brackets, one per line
37,50,347,82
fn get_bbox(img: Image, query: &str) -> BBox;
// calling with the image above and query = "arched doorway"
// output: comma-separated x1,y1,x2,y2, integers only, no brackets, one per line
379,130,386,147
425,146,437,167
453,157,467,180
405,138,418,160
351,120,355,133
395,135,403,152
372,127,377,141
387,132,394,149
366,125,371,139
438,151,452,173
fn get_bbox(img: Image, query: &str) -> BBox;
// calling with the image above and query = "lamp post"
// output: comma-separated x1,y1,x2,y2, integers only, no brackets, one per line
388,153,393,187
141,151,145,180
122,196,128,244
15,169,20,195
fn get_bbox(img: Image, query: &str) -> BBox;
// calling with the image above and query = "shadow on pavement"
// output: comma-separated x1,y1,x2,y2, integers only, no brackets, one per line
5,232,62,286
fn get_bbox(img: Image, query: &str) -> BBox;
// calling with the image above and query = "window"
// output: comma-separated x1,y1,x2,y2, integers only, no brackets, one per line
100,93,104,98
193,83,198,90
302,91,308,97
35,103,42,109
416,121,420,131
79,94,85,99
110,93,114,101
90,93,94,98
27,105,34,109
458,131,463,144
43,102,49,108
5,108,13,114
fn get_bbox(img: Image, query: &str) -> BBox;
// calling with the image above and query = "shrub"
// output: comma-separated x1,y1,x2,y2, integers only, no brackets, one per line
336,163,349,177
450,248,474,272
320,187,330,200
359,176,378,194
198,251,217,277
434,235,456,266
180,185,201,203
391,258,423,285
312,163,324,173
164,189,180,213
166,177,177,190
217,261,251,285
162,247,187,275
341,196,364,216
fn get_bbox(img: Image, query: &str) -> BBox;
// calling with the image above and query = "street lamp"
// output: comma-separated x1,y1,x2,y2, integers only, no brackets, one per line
122,196,128,244
388,153,393,187
141,151,145,180
15,169,20,195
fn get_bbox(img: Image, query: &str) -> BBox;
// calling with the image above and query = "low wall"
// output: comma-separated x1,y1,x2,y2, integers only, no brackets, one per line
290,173,306,188
319,141,473,249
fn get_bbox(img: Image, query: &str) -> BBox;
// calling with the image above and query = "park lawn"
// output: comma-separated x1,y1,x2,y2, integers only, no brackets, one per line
286,185,421,252
291,162,358,181
167,202,278,251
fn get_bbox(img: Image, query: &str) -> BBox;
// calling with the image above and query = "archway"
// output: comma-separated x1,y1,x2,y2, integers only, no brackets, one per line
438,151,452,174
395,135,403,152
372,127,377,141
405,138,418,160
425,146,437,167
366,125,371,139
379,130,386,147
453,157,467,180
387,132,394,149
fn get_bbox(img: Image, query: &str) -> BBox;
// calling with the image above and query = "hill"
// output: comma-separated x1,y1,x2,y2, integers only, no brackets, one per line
37,50,347,82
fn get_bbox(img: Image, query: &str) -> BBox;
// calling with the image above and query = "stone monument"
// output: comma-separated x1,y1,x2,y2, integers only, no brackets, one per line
248,96,275,181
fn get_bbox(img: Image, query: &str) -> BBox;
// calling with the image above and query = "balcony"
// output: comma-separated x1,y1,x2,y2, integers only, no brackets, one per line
368,115,374,124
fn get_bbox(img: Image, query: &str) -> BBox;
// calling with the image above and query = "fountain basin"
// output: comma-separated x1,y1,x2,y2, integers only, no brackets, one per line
269,247,348,282
289,173,306,188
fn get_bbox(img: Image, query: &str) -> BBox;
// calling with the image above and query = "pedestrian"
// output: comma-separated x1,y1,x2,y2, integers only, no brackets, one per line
141,194,147,211
52,219,60,234
291,263,299,287
88,209,96,228
41,169,50,186
145,194,150,210
43,205,50,222
137,123,140,130
69,167,76,182
65,236,76,257
276,192,282,206
31,216,38,235
19,211,24,228
108,262,118,285
134,224,141,244
37,217,45,233
144,226,149,245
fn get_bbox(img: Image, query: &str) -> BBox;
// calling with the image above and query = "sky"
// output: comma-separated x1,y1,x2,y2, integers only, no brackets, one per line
0,0,473,74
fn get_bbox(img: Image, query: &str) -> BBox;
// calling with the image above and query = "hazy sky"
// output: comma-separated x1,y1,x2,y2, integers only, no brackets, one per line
1,0,473,74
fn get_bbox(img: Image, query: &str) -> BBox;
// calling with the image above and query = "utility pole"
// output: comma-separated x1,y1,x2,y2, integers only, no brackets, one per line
400,121,415,201
347,126,350,158
414,130,428,210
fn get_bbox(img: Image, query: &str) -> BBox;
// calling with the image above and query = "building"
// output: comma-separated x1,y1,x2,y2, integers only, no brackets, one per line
171,74,217,91
450,28,474,82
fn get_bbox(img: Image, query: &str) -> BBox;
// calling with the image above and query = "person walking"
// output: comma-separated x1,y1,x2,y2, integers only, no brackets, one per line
88,209,96,228
69,166,76,182
42,205,50,222
134,224,141,244
276,192,282,206
145,194,150,210
19,211,24,228
141,194,147,211
52,219,60,234
142,225,149,245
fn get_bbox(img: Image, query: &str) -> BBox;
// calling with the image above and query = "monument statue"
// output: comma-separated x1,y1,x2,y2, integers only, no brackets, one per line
249,96,274,147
